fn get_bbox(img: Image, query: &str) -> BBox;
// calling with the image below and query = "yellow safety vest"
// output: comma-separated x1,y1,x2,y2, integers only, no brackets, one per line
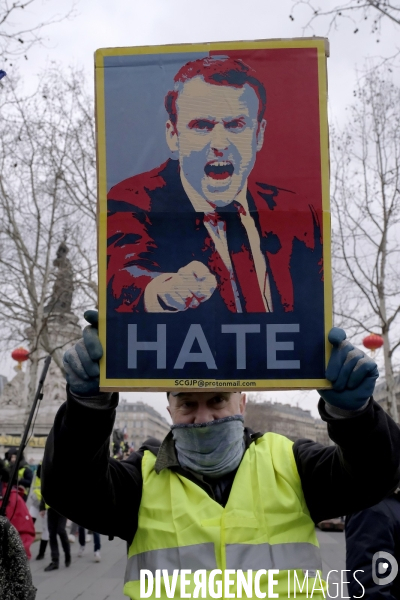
17,466,31,494
124,432,326,599
32,473,42,503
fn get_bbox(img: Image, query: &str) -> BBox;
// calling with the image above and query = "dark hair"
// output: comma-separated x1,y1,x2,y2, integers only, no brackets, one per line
165,55,267,127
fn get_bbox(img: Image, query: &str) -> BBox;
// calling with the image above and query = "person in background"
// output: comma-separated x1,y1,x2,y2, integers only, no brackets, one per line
346,489,400,598
112,429,124,458
68,521,78,543
0,459,35,559
77,526,101,562
41,503,71,572
27,464,49,560
5,448,33,500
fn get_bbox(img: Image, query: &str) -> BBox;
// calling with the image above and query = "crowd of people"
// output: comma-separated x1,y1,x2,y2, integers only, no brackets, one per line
0,435,136,575
0,446,104,583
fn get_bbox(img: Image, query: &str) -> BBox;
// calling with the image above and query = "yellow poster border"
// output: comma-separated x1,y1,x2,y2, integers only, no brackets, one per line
95,38,332,392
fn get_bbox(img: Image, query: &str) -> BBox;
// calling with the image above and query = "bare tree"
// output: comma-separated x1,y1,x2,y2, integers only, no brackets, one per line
331,65,400,422
0,68,97,412
245,395,279,434
0,0,74,65
290,0,400,37
36,66,98,297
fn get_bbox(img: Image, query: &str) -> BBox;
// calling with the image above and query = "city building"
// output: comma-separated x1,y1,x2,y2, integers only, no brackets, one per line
244,398,330,445
373,374,400,417
115,399,171,450
315,418,330,445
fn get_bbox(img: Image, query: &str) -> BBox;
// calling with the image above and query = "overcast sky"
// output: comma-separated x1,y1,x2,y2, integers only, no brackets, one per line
2,0,399,421
14,0,400,120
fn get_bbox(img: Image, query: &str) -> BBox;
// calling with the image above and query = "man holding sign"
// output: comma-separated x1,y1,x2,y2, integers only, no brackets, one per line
42,312,400,598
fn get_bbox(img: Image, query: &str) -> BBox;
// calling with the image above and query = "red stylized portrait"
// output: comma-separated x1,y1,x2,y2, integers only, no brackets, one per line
97,40,330,387
106,51,324,315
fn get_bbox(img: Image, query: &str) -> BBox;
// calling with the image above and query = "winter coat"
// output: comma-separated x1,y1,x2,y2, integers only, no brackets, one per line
41,389,400,546
0,516,36,599
346,493,400,599
0,484,36,559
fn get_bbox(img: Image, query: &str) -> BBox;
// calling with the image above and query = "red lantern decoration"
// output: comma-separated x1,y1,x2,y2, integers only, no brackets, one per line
11,347,29,370
363,333,384,354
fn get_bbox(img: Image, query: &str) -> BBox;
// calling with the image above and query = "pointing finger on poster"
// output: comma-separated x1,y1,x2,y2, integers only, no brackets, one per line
144,261,217,312
178,260,218,300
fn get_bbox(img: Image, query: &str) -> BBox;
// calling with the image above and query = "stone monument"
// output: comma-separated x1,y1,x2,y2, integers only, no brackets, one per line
0,242,83,462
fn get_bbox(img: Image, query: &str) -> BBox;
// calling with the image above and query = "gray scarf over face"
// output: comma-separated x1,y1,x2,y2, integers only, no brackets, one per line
171,415,245,479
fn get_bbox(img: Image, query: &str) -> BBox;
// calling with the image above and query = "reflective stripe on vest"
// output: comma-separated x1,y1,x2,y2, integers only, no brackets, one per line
124,432,325,599
226,542,322,571
125,541,322,581
125,543,217,580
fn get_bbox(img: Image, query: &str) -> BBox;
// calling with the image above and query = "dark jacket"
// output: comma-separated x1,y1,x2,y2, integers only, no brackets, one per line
42,389,400,546
346,493,400,599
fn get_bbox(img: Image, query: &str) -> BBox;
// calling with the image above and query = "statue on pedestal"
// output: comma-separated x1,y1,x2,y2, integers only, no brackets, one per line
44,241,74,314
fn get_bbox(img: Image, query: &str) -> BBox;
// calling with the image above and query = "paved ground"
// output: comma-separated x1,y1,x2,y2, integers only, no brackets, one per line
30,529,347,599
31,534,127,600
317,529,348,596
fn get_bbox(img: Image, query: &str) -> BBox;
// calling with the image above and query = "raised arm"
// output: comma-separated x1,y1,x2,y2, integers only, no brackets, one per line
41,311,144,543
294,328,400,523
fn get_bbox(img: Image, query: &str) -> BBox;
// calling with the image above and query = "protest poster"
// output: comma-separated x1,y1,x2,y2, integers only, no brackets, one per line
95,38,332,391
